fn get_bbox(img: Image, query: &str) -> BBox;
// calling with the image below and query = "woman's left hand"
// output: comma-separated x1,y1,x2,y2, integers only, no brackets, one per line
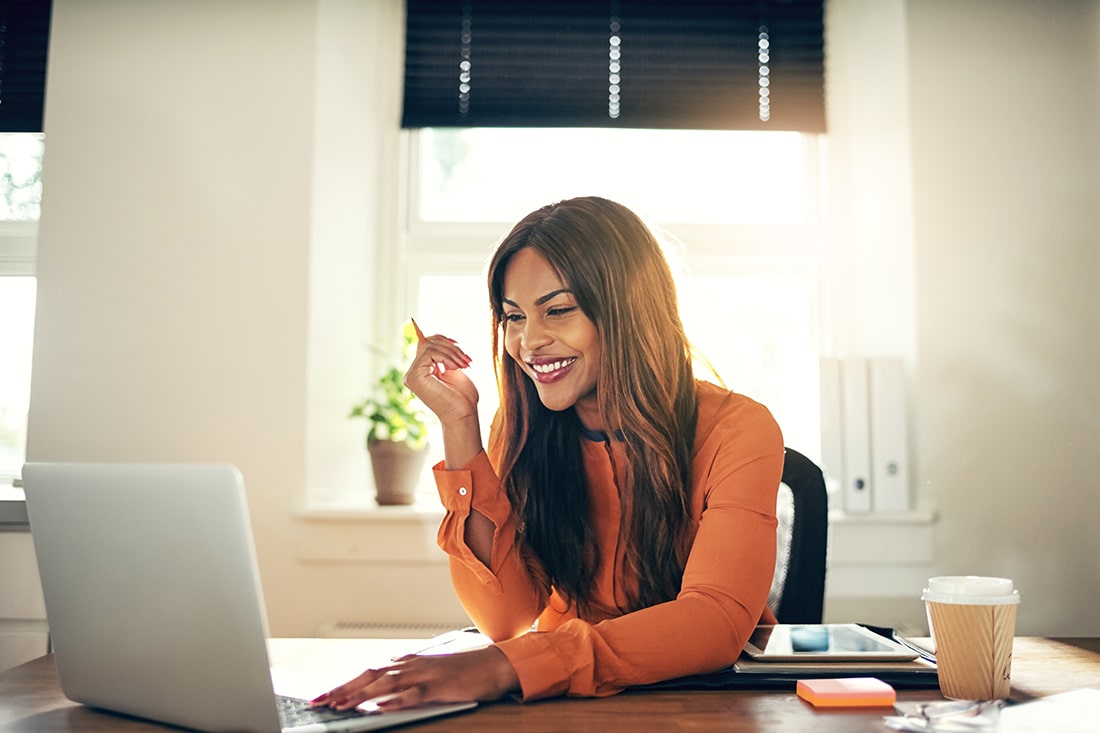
311,645,520,712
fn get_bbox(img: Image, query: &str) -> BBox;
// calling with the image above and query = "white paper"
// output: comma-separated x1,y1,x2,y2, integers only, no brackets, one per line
996,688,1100,733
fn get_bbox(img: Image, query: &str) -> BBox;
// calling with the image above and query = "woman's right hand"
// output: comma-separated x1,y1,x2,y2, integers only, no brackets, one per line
404,320,479,432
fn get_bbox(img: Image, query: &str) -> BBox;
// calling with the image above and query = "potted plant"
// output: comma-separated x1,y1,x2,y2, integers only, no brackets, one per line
349,322,432,505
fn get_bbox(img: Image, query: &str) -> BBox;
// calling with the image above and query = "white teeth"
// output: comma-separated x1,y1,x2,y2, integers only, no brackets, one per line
531,358,575,374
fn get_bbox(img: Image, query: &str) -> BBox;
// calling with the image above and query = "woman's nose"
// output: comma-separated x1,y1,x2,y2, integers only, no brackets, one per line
521,318,552,349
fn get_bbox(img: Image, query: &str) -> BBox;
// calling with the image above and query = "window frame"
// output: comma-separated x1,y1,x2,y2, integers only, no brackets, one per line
401,132,826,254
0,221,37,277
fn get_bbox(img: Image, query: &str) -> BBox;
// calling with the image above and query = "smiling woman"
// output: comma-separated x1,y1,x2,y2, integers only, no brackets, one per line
406,127,824,469
313,196,785,711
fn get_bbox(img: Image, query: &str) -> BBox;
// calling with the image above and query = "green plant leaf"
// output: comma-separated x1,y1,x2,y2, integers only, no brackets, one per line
348,323,433,449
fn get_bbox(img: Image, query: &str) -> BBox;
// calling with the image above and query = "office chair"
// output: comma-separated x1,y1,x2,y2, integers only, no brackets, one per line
767,447,829,624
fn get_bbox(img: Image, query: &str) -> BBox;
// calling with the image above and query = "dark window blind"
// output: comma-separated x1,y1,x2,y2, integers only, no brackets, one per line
402,0,824,132
0,0,52,133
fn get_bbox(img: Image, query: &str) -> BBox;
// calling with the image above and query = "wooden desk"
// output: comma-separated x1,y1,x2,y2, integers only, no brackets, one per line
2,638,1098,732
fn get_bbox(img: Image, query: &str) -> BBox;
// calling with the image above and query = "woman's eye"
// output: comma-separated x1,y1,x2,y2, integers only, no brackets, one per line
504,313,524,323
547,306,576,317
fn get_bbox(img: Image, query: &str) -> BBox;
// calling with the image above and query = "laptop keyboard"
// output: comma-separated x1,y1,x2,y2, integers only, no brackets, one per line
278,694,376,728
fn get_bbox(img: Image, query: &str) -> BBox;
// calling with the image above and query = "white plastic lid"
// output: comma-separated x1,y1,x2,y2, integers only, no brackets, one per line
921,576,1020,605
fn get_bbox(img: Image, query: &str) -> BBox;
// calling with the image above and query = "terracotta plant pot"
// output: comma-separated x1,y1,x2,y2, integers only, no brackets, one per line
368,440,429,505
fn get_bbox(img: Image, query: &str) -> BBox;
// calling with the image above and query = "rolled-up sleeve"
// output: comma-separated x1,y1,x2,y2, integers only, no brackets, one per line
434,452,549,640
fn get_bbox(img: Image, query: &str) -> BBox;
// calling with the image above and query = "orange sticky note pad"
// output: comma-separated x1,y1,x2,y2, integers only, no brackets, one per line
796,677,896,707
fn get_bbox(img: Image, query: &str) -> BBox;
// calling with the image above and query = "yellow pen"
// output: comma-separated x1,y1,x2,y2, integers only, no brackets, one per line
410,317,427,343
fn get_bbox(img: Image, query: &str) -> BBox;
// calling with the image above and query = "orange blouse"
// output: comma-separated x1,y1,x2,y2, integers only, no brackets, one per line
432,380,784,701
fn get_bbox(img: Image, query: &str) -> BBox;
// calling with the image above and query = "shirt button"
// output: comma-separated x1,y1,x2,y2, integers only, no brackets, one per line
458,487,468,496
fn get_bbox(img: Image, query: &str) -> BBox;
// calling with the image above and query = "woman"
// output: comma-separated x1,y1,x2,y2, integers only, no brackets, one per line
315,196,783,710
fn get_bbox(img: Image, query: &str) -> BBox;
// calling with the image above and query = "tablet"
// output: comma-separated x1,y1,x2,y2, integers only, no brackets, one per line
742,624,919,662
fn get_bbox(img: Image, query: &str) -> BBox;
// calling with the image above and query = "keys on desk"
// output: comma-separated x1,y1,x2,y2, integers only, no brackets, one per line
884,699,1005,731
277,694,378,727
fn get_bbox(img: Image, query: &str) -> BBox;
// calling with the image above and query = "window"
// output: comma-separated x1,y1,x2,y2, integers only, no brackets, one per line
0,277,36,482
0,133,44,485
415,128,810,225
399,128,825,463
0,134,44,221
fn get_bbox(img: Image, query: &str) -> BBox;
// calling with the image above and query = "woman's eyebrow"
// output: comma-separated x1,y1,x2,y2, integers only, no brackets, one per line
502,289,574,308
536,289,573,305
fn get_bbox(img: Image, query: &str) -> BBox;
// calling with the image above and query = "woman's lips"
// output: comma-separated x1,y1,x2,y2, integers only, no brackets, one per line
528,356,577,383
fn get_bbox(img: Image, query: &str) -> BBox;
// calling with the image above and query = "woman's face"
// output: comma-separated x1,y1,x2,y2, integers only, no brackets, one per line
501,247,603,431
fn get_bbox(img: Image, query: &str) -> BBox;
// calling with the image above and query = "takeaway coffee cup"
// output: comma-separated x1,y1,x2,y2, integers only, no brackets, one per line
922,576,1020,700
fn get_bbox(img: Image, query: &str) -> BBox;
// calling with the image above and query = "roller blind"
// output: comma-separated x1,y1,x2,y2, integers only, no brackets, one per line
402,0,824,132
0,0,52,133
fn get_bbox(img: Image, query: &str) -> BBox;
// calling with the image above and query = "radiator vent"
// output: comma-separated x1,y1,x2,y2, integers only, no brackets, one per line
317,620,466,639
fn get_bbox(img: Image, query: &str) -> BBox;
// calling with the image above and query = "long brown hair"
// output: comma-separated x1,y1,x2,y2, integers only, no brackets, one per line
487,196,698,615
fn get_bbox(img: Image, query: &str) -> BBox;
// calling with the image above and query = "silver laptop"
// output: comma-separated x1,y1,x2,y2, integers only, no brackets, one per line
22,462,476,732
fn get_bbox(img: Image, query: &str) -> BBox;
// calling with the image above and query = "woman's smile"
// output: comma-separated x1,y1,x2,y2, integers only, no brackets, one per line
527,356,578,381
502,247,602,429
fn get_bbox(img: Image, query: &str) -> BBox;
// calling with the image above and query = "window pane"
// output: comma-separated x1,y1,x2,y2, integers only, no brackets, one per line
417,128,807,225
0,277,36,480
679,275,820,462
416,274,499,447
0,134,45,221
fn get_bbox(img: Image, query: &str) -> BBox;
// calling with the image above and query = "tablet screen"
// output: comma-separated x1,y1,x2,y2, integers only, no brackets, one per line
743,624,919,662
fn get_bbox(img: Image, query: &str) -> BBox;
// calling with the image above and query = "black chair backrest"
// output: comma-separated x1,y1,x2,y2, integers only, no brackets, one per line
772,447,829,624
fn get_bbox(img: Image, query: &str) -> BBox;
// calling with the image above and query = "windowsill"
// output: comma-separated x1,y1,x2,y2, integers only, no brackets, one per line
0,484,29,530
294,495,444,523
292,493,446,563
293,499,937,526
289,492,938,567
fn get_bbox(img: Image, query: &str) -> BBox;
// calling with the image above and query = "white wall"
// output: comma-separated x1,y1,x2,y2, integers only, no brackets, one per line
27,0,457,637
26,0,1100,637
906,0,1100,634
29,0,312,631
825,0,917,363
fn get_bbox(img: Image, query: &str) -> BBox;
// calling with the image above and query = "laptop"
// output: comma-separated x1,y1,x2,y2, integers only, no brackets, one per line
21,462,477,732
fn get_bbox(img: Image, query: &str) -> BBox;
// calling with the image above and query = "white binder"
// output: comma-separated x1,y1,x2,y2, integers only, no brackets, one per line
818,356,844,493
869,357,910,513
839,356,872,513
